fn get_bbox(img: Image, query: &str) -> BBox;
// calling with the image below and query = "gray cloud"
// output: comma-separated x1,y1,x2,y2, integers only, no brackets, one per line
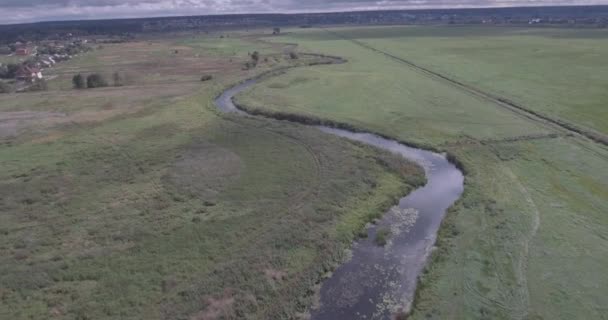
0,0,605,24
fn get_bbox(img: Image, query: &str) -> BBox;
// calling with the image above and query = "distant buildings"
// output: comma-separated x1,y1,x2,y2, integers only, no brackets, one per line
15,47,30,56
15,65,42,82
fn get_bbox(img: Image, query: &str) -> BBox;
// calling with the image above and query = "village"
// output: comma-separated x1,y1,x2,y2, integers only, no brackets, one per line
0,36,92,92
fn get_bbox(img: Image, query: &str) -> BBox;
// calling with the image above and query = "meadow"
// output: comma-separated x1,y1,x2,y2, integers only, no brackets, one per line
238,26,608,319
0,32,424,319
302,26,608,136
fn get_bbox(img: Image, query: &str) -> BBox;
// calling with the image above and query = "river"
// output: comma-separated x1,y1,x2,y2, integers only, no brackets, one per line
215,69,464,319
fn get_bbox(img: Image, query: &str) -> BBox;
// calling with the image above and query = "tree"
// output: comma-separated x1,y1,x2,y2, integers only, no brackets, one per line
0,65,7,79
86,73,108,88
112,72,123,87
0,81,13,94
0,64,20,79
251,51,260,63
72,74,85,89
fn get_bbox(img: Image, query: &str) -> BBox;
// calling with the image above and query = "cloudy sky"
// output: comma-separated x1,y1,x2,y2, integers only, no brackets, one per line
1,0,605,24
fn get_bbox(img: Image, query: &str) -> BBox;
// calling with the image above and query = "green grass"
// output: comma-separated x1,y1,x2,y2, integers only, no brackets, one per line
330,25,608,135
238,26,608,319
0,34,423,319
238,31,552,147
0,54,26,65
175,31,277,58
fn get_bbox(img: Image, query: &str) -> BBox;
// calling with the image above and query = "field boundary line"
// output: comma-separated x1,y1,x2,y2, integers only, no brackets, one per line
321,28,608,148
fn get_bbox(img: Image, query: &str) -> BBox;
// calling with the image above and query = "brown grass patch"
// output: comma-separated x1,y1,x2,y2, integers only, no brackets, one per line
264,268,288,284
29,131,65,144
0,111,66,139
163,143,243,201
190,289,236,320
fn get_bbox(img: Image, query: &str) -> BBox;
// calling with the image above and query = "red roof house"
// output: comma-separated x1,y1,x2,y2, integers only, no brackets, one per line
15,47,30,56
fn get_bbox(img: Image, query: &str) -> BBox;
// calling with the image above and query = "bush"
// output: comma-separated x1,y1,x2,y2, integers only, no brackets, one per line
72,74,85,89
200,75,213,82
86,73,108,88
23,79,48,92
289,52,299,60
0,64,19,79
251,51,260,63
0,81,13,94
375,228,391,246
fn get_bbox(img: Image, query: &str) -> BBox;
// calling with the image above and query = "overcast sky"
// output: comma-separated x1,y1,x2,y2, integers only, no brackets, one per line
1,0,606,24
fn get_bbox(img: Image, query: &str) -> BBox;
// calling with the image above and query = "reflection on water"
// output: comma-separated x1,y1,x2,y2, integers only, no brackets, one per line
215,78,464,320
313,128,464,319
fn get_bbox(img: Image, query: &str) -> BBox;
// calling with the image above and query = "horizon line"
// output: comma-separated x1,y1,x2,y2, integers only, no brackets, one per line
1,3,606,27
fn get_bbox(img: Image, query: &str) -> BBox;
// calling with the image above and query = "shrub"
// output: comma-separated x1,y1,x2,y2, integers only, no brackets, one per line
23,79,48,92
289,52,299,60
0,81,13,94
0,63,19,79
375,228,391,246
72,74,85,89
251,51,260,63
200,75,213,82
357,228,368,239
86,73,108,88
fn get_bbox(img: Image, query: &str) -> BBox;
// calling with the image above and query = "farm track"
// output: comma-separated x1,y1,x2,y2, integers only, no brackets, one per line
321,28,608,148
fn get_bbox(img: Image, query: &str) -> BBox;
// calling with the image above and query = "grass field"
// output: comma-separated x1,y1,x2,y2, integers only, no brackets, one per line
0,33,424,319
238,26,608,319
320,26,608,135
0,54,27,65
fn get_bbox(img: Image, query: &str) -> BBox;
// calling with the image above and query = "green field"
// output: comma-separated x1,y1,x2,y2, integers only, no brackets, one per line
0,54,26,65
306,26,608,136
0,34,423,319
238,26,608,319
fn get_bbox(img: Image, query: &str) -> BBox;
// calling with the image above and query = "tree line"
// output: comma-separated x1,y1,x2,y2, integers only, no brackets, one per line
72,72,125,89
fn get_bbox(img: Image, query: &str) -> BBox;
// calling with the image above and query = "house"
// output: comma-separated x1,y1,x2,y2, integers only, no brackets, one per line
15,66,43,82
39,55,56,67
15,47,30,56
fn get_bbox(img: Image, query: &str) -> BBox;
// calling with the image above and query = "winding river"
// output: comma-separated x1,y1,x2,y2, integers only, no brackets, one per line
215,67,464,319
